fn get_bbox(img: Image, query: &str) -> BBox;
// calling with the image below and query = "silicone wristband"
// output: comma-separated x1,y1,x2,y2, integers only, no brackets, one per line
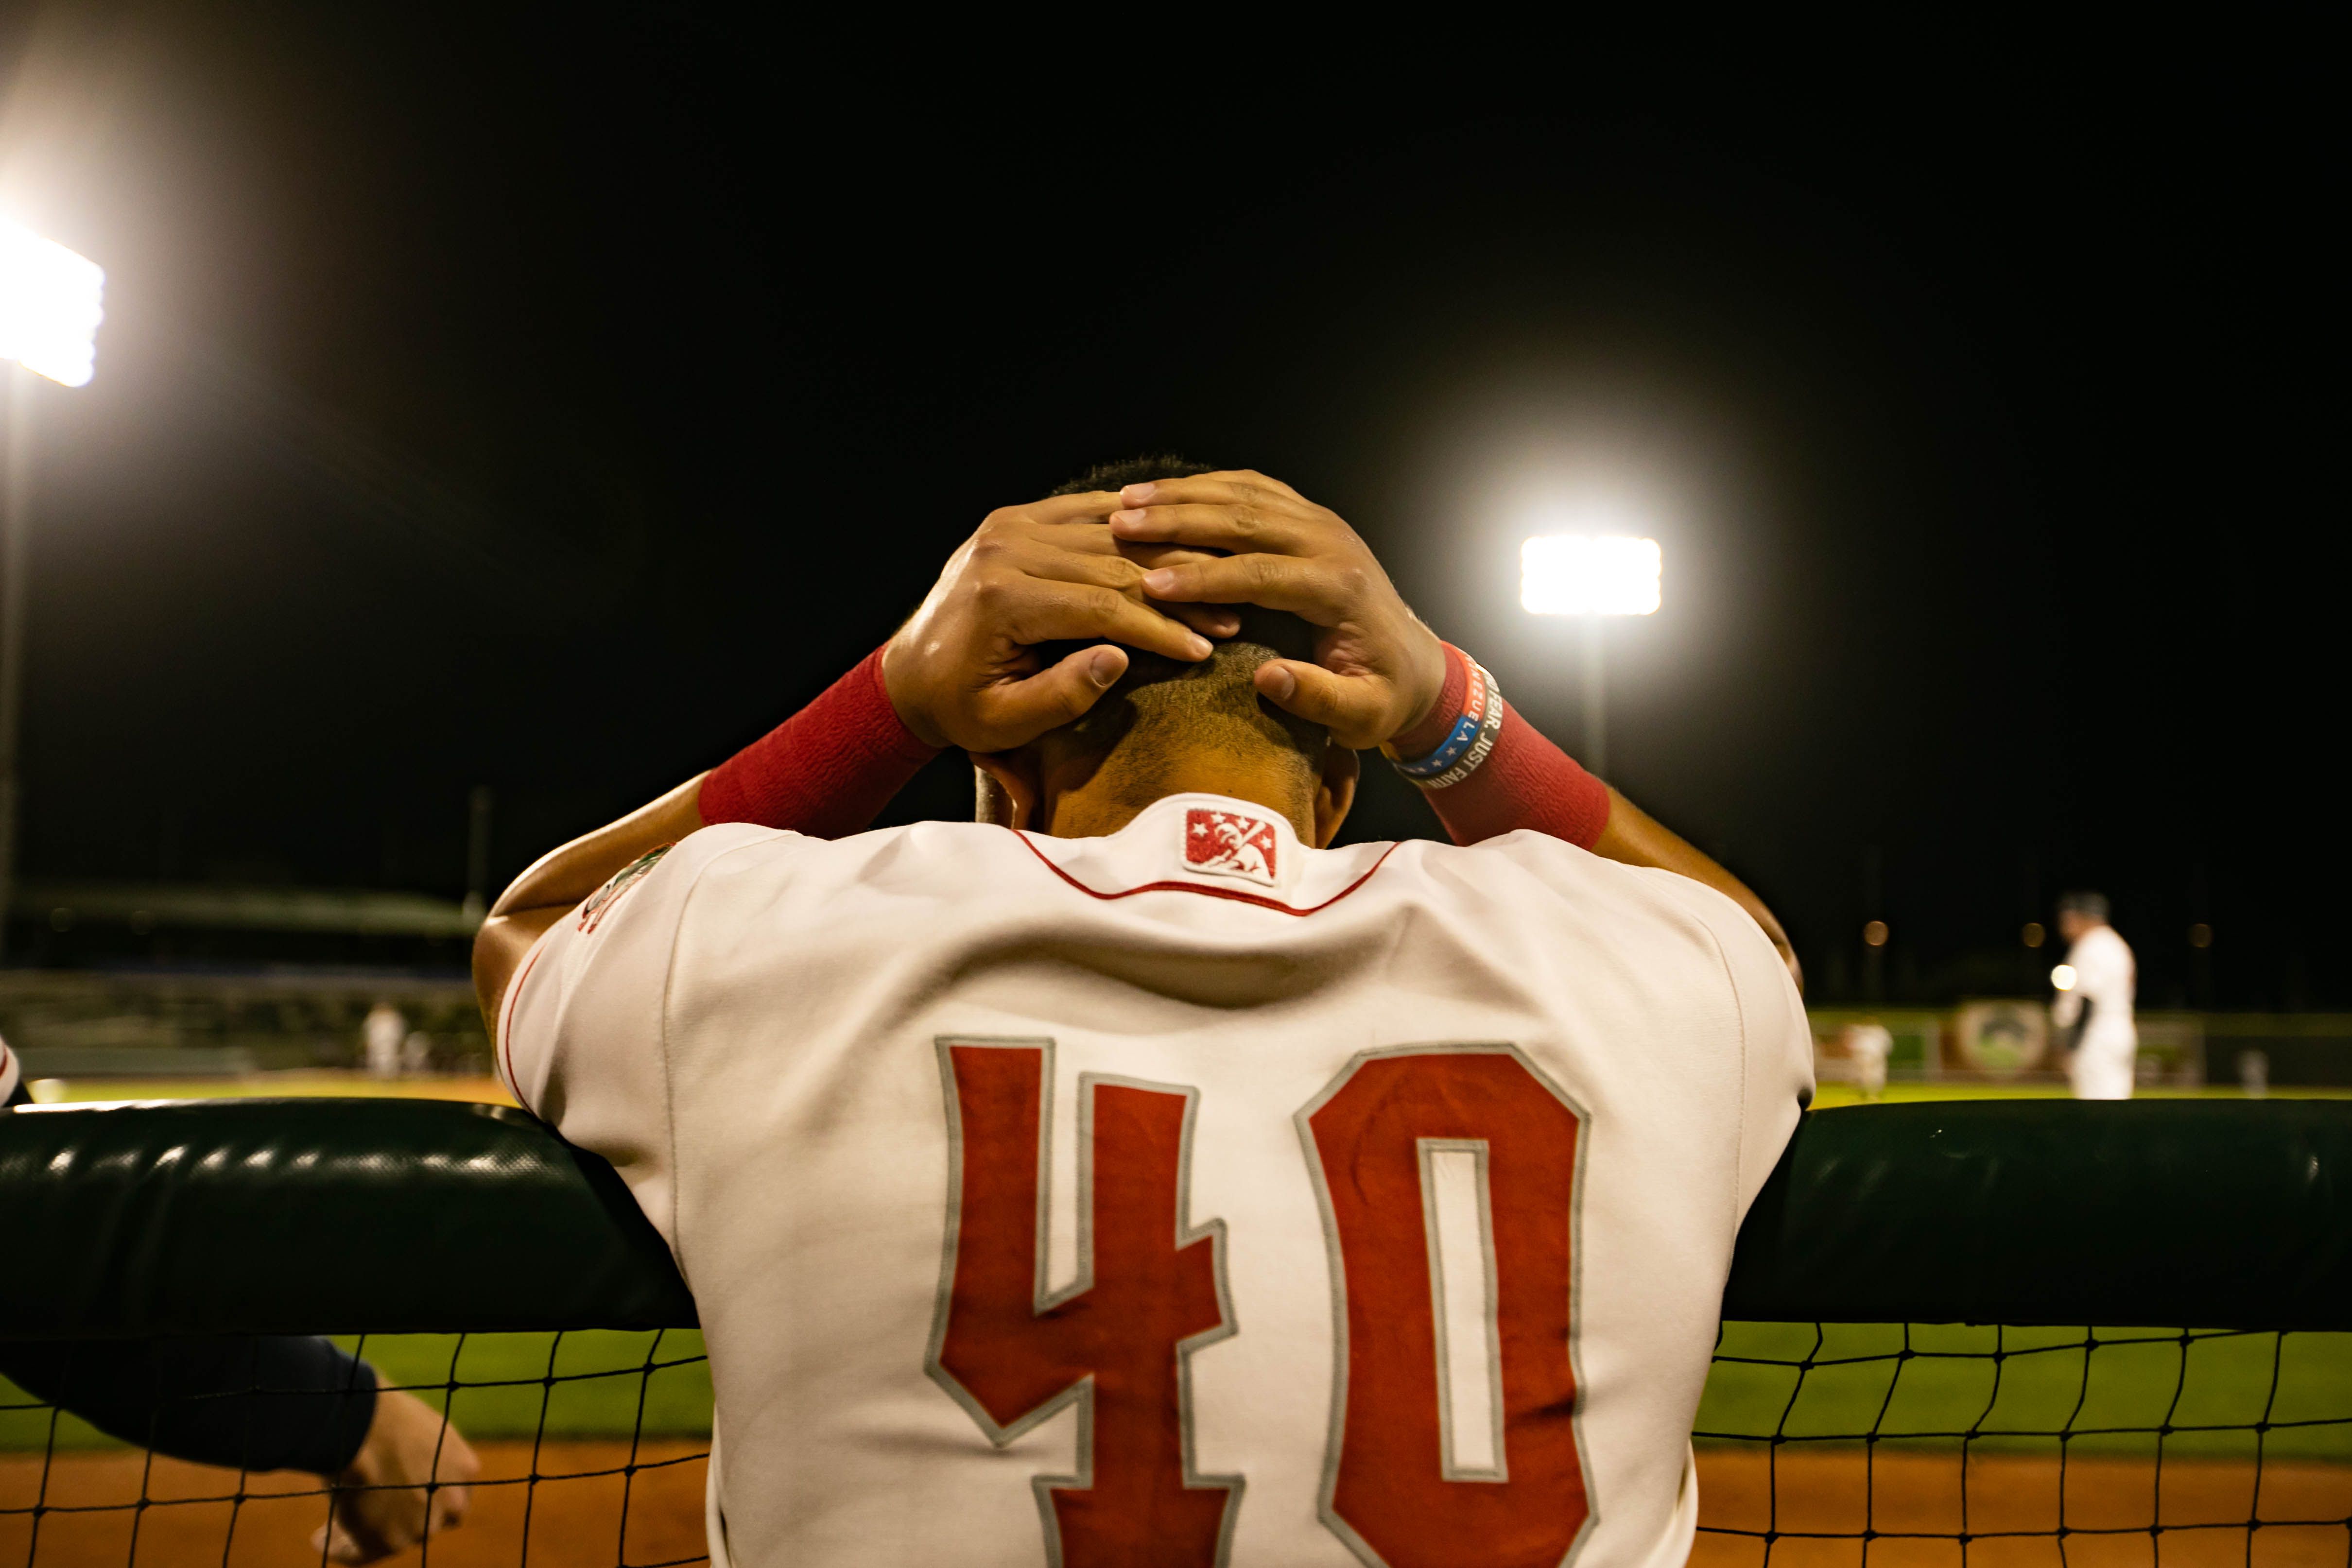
1417,661,1505,789
1393,651,1491,779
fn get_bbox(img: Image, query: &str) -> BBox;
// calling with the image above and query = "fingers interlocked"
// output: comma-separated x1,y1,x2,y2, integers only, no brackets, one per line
1102,471,1450,750
967,493,1238,657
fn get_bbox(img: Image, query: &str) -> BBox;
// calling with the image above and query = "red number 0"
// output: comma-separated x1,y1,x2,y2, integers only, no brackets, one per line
927,1039,1241,1568
1300,1046,1590,1568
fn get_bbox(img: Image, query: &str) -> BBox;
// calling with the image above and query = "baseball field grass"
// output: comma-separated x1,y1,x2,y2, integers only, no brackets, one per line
0,1330,714,1453
1698,1322,2352,1462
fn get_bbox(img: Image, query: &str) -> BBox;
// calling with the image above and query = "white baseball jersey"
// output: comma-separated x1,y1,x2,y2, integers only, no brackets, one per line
502,792,1811,1568
2054,924,2136,1100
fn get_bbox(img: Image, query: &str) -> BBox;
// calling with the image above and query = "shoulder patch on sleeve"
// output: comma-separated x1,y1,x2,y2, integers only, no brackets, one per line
578,844,674,934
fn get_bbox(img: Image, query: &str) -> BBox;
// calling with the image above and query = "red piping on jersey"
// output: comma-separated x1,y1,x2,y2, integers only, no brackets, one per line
500,940,549,1118
1010,831,1401,915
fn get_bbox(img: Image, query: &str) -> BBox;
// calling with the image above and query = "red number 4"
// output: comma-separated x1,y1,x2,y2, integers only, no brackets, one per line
927,1040,1242,1568
930,1040,1589,1568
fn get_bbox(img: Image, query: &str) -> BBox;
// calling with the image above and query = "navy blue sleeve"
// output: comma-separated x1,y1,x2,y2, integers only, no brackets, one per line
0,1336,380,1476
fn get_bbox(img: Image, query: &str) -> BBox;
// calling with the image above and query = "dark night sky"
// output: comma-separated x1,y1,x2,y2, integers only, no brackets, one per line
1,11,2335,1005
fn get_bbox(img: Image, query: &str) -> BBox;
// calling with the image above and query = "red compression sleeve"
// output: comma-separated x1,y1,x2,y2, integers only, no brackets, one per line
697,646,941,837
1403,644,1612,850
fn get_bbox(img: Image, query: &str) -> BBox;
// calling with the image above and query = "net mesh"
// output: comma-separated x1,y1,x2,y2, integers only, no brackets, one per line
1695,1324,2352,1568
1,1329,710,1567
7,1322,2352,1565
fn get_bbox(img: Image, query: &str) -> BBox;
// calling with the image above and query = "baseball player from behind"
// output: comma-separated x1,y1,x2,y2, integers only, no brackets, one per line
476,464,1812,1568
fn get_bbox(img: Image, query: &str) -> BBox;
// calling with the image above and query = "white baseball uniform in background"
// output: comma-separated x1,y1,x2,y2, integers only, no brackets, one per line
2055,924,2137,1100
502,792,1812,1568
1843,1022,1892,1099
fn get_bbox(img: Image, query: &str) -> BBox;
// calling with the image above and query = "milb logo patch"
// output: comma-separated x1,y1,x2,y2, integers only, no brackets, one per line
1184,808,1279,887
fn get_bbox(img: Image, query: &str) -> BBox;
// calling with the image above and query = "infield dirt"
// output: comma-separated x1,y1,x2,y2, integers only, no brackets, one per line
1695,1450,2352,1568
0,1438,705,1566
5,1445,2349,1565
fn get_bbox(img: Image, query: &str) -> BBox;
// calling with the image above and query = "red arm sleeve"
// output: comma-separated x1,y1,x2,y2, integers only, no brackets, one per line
1389,644,1612,850
1420,702,1611,848
696,646,941,837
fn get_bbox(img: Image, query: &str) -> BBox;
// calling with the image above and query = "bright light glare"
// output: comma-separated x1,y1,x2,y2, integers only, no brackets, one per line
2051,965,2077,992
0,218,105,388
1521,535,1661,616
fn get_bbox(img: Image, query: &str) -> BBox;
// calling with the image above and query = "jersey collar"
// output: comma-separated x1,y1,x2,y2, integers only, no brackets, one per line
1017,793,1312,900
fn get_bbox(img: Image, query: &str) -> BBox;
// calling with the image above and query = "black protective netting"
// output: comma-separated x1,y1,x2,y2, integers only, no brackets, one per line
10,1322,2352,1565
1695,1324,2352,1568
0,1328,709,1567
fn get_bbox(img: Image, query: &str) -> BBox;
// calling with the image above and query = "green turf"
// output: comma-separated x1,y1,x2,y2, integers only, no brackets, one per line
13,1323,2350,1461
1697,1323,2352,1461
1810,1082,2352,1108
1,1329,711,1452
343,1328,712,1441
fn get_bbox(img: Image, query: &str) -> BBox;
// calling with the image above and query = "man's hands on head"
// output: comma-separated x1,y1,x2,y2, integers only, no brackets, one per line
1106,471,1450,751
882,492,1239,753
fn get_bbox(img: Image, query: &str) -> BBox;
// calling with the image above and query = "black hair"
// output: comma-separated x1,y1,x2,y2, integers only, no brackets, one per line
1048,454,1221,497
1032,457,1330,811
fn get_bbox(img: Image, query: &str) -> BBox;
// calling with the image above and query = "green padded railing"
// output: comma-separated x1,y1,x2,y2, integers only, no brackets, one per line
1723,1099,2352,1329
0,1098,692,1338
4,1097,2350,1337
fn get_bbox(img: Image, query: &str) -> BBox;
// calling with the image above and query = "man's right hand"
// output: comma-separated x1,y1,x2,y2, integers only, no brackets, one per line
882,493,1232,753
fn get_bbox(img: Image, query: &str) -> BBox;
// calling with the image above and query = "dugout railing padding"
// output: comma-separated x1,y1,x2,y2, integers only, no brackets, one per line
3,1097,2350,1336
0,1099,693,1338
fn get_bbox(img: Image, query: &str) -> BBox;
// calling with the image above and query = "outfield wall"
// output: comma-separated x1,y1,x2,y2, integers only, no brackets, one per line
1809,1005,2352,1090
4,968,2349,1090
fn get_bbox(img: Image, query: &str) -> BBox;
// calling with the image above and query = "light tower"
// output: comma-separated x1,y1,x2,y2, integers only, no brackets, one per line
1518,532,1660,778
0,216,107,956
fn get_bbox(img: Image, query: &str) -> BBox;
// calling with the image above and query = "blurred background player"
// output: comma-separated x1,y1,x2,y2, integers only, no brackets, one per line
363,999,405,1078
1843,1017,1892,1100
2052,890,2136,1100
2,1030,478,1564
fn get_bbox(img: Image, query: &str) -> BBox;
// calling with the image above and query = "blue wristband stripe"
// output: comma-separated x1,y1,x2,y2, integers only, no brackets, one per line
1394,657,1489,778
1415,662,1505,790
1394,707,1485,779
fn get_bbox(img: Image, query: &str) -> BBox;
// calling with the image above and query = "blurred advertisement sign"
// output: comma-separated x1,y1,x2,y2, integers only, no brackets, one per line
1952,1000,2048,1078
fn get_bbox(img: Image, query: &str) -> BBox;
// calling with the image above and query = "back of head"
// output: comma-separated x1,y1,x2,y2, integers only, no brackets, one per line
2056,890,2110,923
1032,457,1331,824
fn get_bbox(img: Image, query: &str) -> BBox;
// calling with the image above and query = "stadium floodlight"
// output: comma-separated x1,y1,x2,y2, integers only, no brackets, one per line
0,217,106,388
1520,535,1662,617
1,217,104,956
2051,965,2078,992
1518,534,1661,779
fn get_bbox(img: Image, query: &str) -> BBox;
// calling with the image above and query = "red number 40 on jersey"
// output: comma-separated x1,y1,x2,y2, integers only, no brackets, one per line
926,1040,1590,1568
